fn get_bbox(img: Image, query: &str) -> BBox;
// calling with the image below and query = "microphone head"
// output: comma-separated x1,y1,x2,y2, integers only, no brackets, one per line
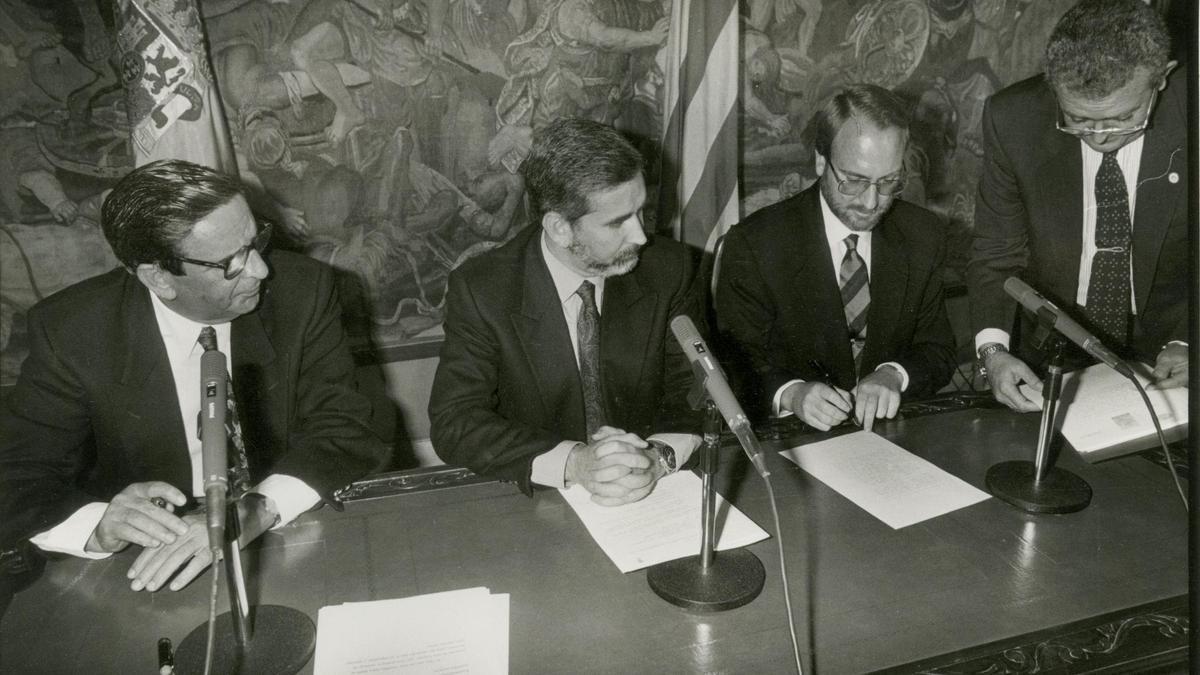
670,315,706,361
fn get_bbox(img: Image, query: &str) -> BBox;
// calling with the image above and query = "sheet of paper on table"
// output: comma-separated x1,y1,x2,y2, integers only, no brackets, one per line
314,587,509,674
560,470,770,573
1019,361,1188,461
781,430,990,529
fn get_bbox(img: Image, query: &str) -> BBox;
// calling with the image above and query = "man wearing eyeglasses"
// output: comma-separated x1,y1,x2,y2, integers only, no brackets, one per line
716,84,956,432
0,159,388,592
968,0,1188,412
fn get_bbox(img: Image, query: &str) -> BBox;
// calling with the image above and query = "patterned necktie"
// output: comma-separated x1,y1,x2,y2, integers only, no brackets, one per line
576,281,607,438
1084,152,1132,346
197,326,252,497
839,234,870,371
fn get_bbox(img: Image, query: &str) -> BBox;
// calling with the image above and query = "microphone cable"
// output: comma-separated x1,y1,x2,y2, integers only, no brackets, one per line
761,473,804,674
1127,377,1188,510
203,550,221,675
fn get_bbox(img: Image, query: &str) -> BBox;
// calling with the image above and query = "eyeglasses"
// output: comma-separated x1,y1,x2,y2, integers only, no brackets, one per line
174,222,272,280
826,162,905,197
1055,89,1157,138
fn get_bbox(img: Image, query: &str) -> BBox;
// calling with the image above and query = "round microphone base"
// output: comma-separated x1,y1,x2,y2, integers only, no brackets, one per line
986,460,1092,514
175,605,315,675
647,549,765,612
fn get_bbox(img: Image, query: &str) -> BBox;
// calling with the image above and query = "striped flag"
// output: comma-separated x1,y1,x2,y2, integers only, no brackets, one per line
113,0,235,172
656,0,740,252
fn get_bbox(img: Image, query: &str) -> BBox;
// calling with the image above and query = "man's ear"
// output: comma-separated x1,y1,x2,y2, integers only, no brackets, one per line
542,211,573,248
813,150,828,178
135,263,177,301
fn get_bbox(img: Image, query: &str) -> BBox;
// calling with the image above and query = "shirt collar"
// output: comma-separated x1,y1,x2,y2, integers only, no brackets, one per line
540,231,605,306
148,291,232,358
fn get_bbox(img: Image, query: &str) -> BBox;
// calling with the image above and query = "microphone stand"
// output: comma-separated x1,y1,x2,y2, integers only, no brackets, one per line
985,313,1092,514
174,496,316,674
647,399,766,612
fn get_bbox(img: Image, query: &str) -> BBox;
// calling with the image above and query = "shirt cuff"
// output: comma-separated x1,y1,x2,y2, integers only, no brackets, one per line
975,329,1011,353
29,502,112,559
772,379,805,418
875,362,909,392
252,474,321,529
648,433,700,468
532,441,578,489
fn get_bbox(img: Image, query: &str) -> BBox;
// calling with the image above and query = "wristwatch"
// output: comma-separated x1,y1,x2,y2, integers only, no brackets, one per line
976,342,1008,379
647,439,677,474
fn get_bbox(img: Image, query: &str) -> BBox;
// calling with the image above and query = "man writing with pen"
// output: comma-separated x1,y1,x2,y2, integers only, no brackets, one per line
716,84,956,432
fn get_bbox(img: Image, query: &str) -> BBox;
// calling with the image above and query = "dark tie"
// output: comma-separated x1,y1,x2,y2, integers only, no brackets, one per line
1084,152,1132,346
839,234,870,371
197,326,252,497
576,281,607,438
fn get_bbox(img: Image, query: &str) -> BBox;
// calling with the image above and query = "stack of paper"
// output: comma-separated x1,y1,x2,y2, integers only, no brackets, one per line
560,470,770,573
1040,362,1189,461
314,587,509,674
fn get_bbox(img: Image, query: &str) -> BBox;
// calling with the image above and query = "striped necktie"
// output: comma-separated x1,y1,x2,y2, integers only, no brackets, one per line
576,281,607,438
197,326,252,497
1083,151,1132,346
839,234,870,371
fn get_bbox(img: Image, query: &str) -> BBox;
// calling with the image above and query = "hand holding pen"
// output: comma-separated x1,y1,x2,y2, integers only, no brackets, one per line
780,361,855,431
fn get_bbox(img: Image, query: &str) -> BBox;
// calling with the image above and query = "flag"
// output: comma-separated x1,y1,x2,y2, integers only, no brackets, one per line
657,0,740,252
113,0,235,172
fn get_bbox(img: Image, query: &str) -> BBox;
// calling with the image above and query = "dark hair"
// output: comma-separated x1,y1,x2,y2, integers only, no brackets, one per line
101,159,246,273
1045,0,1170,97
520,118,643,226
809,84,911,159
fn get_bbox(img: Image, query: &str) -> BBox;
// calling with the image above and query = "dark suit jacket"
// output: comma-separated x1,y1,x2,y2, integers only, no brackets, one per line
715,185,956,417
0,251,389,549
967,68,1189,361
428,225,702,494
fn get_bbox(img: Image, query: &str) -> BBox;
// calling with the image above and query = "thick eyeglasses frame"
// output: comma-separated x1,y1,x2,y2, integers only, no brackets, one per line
826,162,906,197
174,222,273,280
1055,88,1158,138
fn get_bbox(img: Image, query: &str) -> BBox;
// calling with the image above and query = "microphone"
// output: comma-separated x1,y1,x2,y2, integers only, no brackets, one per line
199,349,229,550
670,315,770,477
1003,277,1134,378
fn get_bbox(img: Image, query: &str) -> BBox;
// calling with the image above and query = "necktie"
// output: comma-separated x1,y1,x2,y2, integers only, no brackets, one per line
1084,151,1132,346
197,326,252,497
839,234,870,371
576,281,607,438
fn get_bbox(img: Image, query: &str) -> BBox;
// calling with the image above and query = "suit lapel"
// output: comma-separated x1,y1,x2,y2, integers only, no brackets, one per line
1034,125,1085,301
513,232,586,436
115,276,191,488
600,269,650,417
790,188,856,384
1131,93,1186,312
231,287,280,453
864,217,908,367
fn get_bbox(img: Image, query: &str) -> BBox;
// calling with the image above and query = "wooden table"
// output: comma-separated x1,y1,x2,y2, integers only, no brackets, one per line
1,397,1189,673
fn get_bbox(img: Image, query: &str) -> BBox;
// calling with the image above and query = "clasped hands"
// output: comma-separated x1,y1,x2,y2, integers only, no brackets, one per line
85,481,277,593
784,367,903,433
566,426,667,507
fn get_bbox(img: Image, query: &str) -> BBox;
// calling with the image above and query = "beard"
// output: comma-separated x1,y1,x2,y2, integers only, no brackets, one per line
820,175,889,232
567,239,643,276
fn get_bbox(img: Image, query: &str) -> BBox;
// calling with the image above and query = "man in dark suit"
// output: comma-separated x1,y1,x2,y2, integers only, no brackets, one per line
968,0,1188,412
0,160,387,592
716,84,955,432
429,119,701,506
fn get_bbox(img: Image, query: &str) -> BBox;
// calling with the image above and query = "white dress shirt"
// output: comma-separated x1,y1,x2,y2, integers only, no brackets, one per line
30,293,320,558
975,136,1144,351
530,233,699,488
771,191,910,415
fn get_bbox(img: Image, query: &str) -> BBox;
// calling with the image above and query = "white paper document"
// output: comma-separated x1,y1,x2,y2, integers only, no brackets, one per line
780,431,990,529
1020,362,1188,461
314,587,509,674
560,470,770,573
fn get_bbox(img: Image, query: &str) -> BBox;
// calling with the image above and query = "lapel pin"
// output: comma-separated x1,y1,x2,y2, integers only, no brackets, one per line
1168,172,1179,184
